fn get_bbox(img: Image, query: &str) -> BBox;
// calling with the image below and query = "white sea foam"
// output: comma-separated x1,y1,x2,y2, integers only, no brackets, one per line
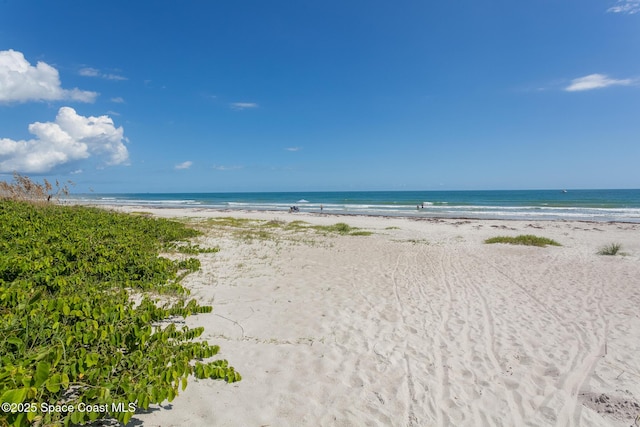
69,195,640,223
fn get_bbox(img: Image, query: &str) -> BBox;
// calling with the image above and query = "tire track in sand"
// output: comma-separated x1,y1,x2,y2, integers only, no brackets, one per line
395,243,467,426
389,245,419,427
554,278,608,427
468,250,607,425
392,242,485,426
430,246,455,426
451,247,526,426
387,240,455,426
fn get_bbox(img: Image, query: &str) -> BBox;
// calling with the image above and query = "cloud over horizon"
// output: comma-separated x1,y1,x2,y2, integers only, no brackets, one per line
0,49,98,103
0,107,129,173
564,73,633,91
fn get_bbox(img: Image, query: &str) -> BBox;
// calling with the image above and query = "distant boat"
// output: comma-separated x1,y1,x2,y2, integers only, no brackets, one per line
561,190,568,193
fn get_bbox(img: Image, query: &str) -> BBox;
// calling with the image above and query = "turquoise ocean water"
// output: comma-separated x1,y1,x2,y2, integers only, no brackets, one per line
70,189,640,222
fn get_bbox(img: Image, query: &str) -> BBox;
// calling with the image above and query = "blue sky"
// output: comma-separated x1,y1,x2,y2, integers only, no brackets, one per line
1,0,639,193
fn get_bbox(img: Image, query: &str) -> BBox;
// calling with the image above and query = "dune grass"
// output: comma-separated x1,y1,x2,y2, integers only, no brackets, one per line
201,217,372,240
484,234,561,247
597,242,622,256
311,222,372,236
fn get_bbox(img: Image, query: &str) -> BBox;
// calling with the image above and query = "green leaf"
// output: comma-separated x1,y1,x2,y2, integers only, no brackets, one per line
14,412,26,426
70,409,84,425
46,373,61,393
34,361,50,388
86,352,99,367
61,372,70,389
27,290,43,305
122,410,134,425
7,336,23,347
0,388,27,404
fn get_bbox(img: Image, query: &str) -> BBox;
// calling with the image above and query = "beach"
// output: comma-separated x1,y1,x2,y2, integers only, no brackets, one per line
114,207,640,427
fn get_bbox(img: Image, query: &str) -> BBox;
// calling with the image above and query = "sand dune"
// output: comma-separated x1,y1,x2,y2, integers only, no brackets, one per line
116,208,640,427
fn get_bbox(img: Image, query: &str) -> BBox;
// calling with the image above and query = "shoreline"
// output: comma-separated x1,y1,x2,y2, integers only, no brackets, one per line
81,203,640,225
118,205,640,426
67,188,640,224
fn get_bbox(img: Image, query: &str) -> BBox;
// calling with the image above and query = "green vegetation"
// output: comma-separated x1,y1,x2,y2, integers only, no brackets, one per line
164,241,220,255
201,217,277,242
204,216,255,228
310,222,372,236
597,242,622,256
285,220,310,232
0,199,238,427
200,217,372,241
484,234,561,247
129,211,153,217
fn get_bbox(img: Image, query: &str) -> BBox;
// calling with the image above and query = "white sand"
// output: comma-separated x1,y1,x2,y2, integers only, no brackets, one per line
112,207,640,426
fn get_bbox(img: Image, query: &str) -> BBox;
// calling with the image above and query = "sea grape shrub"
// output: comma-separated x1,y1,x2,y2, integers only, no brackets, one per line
0,201,239,427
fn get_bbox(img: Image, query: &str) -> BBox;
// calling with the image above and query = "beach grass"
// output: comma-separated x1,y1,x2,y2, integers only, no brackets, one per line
200,217,372,239
310,222,372,236
205,216,257,228
130,210,153,216
597,242,622,256
484,234,561,247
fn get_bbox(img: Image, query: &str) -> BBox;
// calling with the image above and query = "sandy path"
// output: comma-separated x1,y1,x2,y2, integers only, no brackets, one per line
116,209,640,427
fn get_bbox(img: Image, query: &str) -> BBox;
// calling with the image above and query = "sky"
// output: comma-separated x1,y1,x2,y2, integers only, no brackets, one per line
0,0,639,193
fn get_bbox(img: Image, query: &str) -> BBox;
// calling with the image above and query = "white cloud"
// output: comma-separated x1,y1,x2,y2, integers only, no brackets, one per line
111,97,125,103
564,73,633,91
175,161,193,170
79,67,127,81
607,0,640,14
212,164,243,171
0,50,98,103
285,147,302,152
230,102,258,110
0,107,129,173
78,67,100,77
103,73,127,81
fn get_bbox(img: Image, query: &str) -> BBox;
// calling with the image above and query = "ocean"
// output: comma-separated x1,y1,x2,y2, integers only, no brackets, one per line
68,189,640,223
